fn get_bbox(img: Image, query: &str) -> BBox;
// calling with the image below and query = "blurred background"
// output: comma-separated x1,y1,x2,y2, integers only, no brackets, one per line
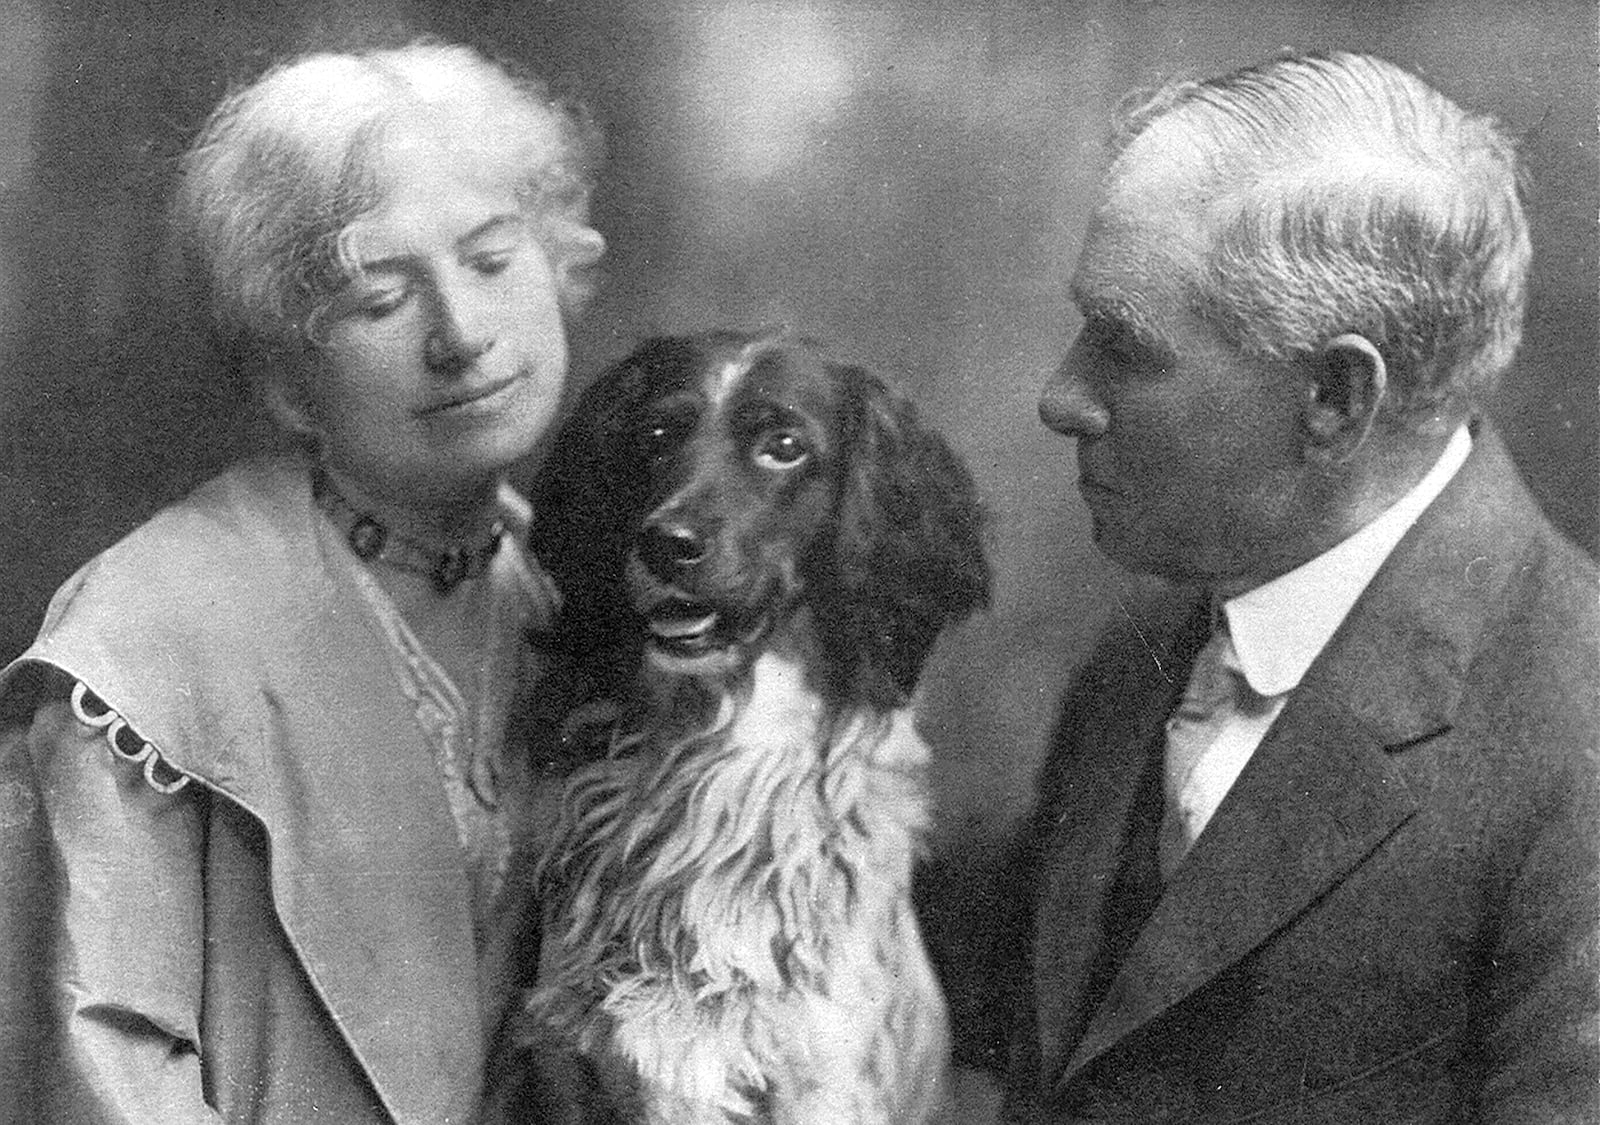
0,0,1593,1088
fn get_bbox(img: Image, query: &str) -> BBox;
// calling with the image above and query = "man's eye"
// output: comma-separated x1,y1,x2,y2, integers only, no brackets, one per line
754,430,809,469
1084,315,1142,366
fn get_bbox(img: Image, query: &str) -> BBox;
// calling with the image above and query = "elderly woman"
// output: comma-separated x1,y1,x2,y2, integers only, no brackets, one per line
0,40,602,1124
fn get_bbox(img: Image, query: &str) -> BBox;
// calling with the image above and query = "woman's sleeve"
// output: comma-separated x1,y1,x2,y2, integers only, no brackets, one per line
0,690,222,1125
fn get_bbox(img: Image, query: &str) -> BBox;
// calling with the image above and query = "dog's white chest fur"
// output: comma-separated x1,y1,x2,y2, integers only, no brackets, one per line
529,652,950,1124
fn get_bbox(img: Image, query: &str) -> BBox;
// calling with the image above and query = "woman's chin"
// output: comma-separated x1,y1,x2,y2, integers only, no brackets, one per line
431,383,559,469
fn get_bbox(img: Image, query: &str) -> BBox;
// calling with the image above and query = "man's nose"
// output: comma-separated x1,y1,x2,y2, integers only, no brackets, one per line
1038,351,1109,437
424,284,495,375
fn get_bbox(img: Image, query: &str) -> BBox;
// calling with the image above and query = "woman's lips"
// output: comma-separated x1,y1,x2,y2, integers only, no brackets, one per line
418,375,517,417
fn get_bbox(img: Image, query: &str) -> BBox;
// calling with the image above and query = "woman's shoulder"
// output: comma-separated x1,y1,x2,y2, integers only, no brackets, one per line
1,452,392,790
50,455,314,611
106,454,314,571
10,454,324,706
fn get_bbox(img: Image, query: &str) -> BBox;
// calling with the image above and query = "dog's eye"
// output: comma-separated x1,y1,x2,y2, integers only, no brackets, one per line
640,420,684,459
754,430,809,469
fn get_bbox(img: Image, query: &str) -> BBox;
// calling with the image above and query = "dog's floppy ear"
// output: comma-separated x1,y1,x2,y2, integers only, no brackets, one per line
815,366,991,708
530,338,693,699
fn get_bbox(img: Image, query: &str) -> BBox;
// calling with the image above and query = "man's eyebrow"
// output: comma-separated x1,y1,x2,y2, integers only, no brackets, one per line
1073,287,1155,337
1070,277,1125,318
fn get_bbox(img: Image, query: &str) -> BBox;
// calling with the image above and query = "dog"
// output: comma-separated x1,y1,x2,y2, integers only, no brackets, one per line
488,329,990,1124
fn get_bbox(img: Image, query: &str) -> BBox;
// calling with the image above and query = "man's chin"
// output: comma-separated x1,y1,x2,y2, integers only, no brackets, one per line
1088,522,1186,584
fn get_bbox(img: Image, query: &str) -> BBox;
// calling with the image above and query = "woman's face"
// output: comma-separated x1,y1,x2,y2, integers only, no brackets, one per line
297,126,569,504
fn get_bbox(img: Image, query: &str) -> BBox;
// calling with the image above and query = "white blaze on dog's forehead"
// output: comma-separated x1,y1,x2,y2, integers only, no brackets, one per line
707,343,763,407
711,360,744,406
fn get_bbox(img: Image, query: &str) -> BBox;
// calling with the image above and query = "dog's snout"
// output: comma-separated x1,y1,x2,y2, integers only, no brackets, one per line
639,520,708,577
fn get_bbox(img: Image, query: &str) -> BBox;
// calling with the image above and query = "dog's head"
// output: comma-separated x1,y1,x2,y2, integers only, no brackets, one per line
532,330,990,710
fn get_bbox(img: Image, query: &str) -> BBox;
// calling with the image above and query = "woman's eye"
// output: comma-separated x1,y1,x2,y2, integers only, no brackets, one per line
469,249,513,277
363,295,405,319
754,431,809,469
349,286,408,321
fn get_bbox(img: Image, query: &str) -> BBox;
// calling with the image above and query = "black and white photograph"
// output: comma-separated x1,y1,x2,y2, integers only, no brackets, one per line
0,1,1593,1122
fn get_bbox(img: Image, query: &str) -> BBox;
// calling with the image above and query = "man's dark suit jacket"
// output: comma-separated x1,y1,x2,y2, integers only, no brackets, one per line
1000,425,1599,1123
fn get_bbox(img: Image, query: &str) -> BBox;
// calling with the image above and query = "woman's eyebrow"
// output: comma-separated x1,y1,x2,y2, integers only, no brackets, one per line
349,213,525,275
456,213,524,251
347,244,419,278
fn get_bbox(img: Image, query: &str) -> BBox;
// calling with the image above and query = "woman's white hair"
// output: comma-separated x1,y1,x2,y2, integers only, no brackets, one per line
1114,51,1530,426
174,39,603,358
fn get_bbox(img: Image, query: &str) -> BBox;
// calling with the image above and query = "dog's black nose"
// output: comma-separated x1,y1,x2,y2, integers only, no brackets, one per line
639,521,708,577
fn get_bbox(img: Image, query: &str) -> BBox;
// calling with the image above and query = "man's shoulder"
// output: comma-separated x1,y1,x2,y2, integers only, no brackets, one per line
1352,425,1597,743
1463,516,1599,752
1427,433,1597,716
1512,515,1599,637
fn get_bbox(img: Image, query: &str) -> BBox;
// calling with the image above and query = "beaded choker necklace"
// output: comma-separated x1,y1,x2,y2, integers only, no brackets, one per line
312,468,504,594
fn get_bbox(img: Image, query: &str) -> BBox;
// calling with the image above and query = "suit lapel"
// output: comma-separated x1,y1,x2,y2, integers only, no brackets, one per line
1052,424,1534,1092
1031,600,1203,1085
1059,692,1419,1083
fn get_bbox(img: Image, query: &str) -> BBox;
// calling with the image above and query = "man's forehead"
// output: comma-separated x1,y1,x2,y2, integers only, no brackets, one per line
1070,201,1205,326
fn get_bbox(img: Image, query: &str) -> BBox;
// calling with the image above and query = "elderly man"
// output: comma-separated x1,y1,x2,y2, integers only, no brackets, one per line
1001,51,1598,1123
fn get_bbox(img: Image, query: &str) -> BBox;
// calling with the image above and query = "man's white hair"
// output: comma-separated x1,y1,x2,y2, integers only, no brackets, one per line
1114,51,1529,427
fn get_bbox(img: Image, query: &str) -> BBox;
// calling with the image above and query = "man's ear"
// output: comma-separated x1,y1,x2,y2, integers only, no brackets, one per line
1302,333,1386,463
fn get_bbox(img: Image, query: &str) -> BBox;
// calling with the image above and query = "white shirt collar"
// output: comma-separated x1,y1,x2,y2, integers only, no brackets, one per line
1222,424,1472,697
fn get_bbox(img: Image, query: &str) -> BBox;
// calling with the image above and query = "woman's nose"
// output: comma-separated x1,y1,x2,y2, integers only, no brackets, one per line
1038,352,1109,437
424,286,494,375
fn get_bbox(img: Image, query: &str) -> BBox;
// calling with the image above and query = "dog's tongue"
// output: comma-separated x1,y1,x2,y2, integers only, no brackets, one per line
648,602,718,640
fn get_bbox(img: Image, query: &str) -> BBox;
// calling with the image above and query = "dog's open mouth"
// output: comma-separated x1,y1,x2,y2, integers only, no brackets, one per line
639,594,779,672
646,597,723,656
